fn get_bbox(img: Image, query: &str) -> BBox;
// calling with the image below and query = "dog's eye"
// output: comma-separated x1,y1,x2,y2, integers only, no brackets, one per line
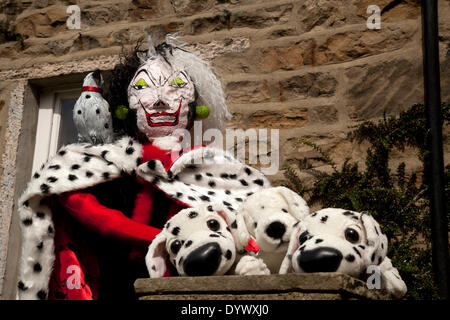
170,240,182,254
299,231,309,245
345,228,360,243
207,219,220,231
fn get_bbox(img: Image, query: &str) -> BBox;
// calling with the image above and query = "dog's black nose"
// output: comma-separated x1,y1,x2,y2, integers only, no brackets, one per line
298,247,343,273
183,243,222,276
266,221,286,239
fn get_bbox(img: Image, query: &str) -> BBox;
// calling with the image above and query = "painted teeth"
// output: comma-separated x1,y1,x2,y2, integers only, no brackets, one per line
149,115,177,123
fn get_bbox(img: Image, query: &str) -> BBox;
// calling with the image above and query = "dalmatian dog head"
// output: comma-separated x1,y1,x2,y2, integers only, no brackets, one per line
280,208,388,278
240,187,309,253
146,203,250,277
280,208,407,298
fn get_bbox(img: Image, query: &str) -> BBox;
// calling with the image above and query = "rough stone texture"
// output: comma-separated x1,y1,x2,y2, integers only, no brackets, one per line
134,273,392,300
0,0,449,299
0,80,26,295
344,54,423,118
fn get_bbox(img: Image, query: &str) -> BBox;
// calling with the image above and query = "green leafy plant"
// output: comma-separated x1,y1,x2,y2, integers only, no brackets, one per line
284,103,449,299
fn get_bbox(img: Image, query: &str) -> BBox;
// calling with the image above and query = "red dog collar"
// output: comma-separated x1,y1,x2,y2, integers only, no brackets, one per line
82,86,103,94
244,237,260,254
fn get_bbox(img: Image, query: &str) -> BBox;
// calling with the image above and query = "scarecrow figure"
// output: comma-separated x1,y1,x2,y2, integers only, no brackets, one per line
16,35,270,300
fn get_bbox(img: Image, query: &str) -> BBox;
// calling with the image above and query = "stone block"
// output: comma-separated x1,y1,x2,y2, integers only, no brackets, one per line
344,56,423,118
128,0,160,21
261,39,315,72
226,80,271,104
315,24,418,66
354,0,421,23
134,273,392,300
189,4,293,34
307,105,338,124
171,0,213,17
248,107,308,128
296,0,363,33
280,72,337,100
13,5,68,38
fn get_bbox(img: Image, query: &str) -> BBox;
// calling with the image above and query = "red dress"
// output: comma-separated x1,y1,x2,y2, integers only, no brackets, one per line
48,143,196,300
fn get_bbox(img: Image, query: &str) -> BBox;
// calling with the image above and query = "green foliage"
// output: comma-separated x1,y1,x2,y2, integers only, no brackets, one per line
283,103,450,300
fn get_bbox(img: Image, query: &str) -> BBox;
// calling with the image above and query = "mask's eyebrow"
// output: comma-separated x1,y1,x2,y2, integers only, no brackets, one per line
163,70,189,86
132,69,156,86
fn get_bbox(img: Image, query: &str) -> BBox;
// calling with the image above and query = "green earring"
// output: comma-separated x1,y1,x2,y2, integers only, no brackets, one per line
115,105,129,120
195,105,210,119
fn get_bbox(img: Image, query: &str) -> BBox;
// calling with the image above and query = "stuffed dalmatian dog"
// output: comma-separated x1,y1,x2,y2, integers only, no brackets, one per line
146,202,270,277
280,208,407,298
238,187,309,273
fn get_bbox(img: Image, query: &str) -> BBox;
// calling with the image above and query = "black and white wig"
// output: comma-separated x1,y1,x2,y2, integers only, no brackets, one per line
105,34,231,142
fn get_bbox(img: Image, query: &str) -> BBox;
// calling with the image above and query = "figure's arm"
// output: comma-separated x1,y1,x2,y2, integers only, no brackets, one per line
59,191,161,245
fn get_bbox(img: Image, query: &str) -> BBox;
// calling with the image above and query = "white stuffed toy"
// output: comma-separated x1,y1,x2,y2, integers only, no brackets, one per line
145,203,270,277
279,208,407,298
238,186,309,273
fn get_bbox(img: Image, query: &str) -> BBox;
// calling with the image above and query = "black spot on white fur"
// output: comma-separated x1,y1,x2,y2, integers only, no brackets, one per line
353,247,362,258
37,290,46,300
147,160,156,170
18,281,28,291
33,263,42,272
345,254,355,262
188,211,198,218
172,227,180,236
40,184,50,193
253,179,264,186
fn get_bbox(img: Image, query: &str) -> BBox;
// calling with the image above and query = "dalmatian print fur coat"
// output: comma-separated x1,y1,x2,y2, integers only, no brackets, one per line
16,136,270,300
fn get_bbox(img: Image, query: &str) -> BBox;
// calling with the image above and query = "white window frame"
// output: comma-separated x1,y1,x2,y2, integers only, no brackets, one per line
31,88,80,175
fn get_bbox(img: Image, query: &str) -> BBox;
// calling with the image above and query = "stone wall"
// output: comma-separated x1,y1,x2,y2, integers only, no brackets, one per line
1,0,449,183
0,0,449,298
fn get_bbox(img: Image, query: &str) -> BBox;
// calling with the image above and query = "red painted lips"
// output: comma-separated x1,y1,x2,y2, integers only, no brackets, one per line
142,100,182,127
